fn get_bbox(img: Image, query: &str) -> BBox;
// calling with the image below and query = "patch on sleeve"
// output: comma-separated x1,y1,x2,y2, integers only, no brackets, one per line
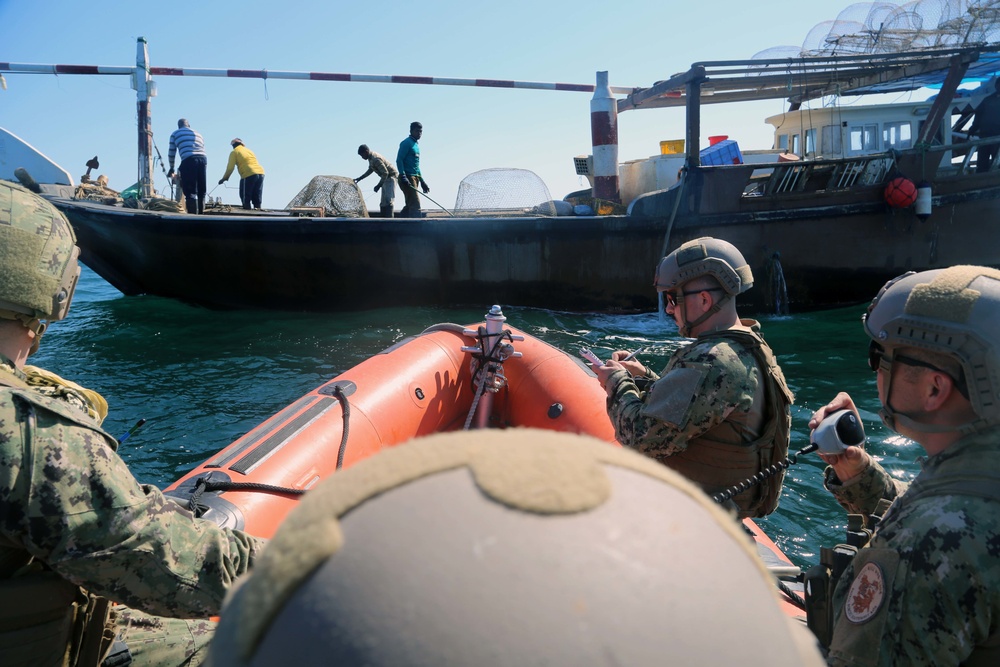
640,365,708,428
845,561,886,624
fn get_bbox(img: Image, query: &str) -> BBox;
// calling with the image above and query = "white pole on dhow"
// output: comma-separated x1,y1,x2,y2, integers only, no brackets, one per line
133,37,154,197
590,71,620,205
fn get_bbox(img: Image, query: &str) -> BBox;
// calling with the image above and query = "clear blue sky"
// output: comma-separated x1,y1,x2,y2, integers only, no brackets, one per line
1,1,907,211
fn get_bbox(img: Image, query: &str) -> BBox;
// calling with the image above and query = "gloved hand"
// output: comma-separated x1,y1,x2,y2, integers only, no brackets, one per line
218,178,225,185
421,179,430,194
374,183,381,192
167,169,175,179
399,174,411,188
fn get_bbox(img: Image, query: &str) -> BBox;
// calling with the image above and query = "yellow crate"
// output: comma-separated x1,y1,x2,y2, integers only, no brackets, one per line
660,139,685,155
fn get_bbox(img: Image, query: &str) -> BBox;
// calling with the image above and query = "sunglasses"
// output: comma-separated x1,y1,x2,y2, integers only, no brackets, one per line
664,287,723,308
868,341,970,398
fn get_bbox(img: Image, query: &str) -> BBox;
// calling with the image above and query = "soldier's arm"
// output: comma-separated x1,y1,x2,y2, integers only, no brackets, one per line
5,405,264,619
607,342,752,456
823,458,907,517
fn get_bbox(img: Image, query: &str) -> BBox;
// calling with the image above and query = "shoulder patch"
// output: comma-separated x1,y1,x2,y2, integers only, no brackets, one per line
845,561,886,624
641,365,708,427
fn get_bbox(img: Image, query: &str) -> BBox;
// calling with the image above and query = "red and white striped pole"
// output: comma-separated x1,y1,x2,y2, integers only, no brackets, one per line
0,62,634,94
590,71,620,204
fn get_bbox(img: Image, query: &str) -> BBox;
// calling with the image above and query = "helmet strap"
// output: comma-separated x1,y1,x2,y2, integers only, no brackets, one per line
879,363,984,436
679,291,731,337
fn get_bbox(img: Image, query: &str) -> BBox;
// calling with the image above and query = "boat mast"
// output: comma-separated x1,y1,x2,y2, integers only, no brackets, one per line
134,38,155,198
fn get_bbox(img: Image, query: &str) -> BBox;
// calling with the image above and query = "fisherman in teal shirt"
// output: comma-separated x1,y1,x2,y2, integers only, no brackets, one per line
396,121,430,218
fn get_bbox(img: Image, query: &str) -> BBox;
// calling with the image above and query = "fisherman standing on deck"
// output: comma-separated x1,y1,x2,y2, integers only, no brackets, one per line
396,121,430,219
219,138,266,210
167,118,208,214
808,266,1000,666
355,144,398,218
0,181,264,667
590,237,794,519
969,78,1000,173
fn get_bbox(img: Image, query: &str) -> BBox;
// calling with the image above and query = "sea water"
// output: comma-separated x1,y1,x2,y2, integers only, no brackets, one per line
34,267,924,569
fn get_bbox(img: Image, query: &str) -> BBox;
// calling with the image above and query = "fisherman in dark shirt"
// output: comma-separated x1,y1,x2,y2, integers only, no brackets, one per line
969,79,1000,173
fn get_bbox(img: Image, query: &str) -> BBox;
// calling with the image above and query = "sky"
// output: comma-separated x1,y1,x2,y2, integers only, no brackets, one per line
0,0,916,212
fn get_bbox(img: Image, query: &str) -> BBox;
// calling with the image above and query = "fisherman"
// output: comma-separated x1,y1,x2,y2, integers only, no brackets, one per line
396,121,430,219
808,266,1000,665
166,118,208,214
0,181,264,667
590,237,794,519
219,138,266,210
354,144,398,218
207,428,825,666
969,78,1000,173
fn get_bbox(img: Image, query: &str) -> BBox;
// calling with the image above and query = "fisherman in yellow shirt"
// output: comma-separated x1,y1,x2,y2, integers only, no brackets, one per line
219,138,266,210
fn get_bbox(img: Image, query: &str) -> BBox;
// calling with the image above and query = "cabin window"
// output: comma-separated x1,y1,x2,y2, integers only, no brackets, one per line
883,122,912,150
791,134,801,154
805,129,817,156
849,124,879,154
777,134,789,151
821,125,842,155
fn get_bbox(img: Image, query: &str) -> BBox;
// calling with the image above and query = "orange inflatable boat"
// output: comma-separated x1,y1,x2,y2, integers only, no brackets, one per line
165,306,615,538
163,305,805,619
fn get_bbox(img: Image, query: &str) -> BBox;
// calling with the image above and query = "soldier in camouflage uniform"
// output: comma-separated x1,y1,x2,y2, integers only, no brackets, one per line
809,266,1000,666
591,237,794,519
0,182,265,667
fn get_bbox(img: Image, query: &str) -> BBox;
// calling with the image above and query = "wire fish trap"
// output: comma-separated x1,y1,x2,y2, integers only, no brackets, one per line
286,175,368,218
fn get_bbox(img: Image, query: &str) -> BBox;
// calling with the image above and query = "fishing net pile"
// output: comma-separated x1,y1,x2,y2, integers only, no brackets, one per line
454,168,559,216
752,0,1000,60
286,176,367,217
73,175,123,205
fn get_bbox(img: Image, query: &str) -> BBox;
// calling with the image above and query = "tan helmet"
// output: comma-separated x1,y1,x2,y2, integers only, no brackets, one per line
0,181,80,333
654,236,753,296
864,265,1000,431
209,429,824,667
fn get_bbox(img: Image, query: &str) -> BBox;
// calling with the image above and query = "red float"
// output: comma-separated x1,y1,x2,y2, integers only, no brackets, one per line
884,176,918,208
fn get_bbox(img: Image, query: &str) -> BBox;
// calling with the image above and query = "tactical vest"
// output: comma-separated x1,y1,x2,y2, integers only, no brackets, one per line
807,469,1000,665
0,378,118,666
660,326,794,518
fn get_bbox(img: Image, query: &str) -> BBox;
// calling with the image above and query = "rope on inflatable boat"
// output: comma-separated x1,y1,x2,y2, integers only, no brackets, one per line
184,386,353,516
332,384,350,469
463,326,514,430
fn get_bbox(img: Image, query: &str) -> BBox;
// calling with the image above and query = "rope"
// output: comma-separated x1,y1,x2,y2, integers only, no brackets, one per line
333,385,351,469
462,327,513,429
184,384,352,516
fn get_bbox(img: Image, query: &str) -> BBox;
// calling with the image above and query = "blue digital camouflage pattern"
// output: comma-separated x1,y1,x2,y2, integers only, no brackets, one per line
824,429,1000,666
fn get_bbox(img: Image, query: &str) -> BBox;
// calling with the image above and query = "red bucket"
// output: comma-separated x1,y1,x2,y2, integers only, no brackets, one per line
708,135,729,146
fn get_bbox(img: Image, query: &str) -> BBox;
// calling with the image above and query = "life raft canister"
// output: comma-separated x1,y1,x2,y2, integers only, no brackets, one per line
883,176,918,208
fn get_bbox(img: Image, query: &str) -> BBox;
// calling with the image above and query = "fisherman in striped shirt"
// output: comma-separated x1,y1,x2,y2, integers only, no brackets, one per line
166,118,209,214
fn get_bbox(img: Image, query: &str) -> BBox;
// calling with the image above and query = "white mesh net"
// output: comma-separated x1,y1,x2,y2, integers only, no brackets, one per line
454,168,558,216
286,175,368,217
750,0,1000,60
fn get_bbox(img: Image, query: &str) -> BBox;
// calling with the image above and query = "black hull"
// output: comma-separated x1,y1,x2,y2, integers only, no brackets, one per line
50,176,1000,313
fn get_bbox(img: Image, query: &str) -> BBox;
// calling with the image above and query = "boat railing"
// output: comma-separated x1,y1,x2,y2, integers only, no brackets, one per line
744,154,896,197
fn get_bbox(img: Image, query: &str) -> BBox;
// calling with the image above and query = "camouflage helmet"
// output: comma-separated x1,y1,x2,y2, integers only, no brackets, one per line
655,236,753,296
209,429,824,667
864,266,1000,428
0,181,80,326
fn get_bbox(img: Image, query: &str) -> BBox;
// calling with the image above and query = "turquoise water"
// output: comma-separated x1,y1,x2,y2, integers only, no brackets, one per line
35,267,924,569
